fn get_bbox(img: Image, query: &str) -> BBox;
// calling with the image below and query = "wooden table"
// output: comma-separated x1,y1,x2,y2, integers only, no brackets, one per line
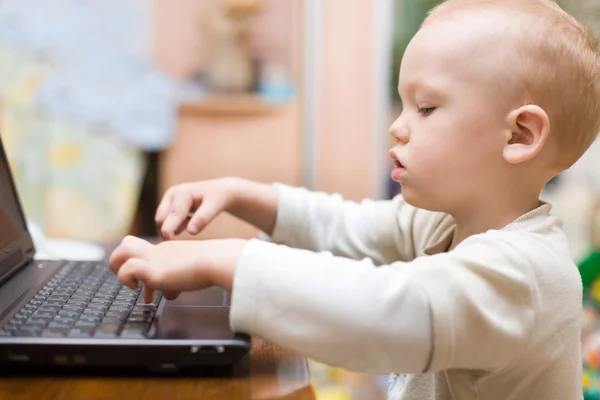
0,338,315,400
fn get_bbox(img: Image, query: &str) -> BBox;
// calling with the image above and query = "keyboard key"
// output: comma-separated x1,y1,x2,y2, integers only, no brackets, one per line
27,318,51,326
129,309,154,317
53,317,76,325
127,315,153,324
74,321,97,328
43,301,65,307
75,290,95,296
112,301,134,308
82,310,105,318
121,323,150,338
52,290,74,297
94,292,115,298
57,311,80,319
66,300,88,307
6,321,23,330
78,316,102,324
47,322,71,330
95,323,121,338
12,313,31,321
136,293,161,306
48,295,70,302
42,330,67,337
38,306,61,313
90,300,112,307
120,331,146,339
16,325,43,336
86,305,108,312
16,329,42,337
108,307,130,313
68,328,94,338
117,294,138,300
101,318,124,325
62,305,85,312
71,295,92,301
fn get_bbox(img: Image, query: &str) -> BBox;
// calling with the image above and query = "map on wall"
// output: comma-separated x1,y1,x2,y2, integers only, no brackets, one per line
0,0,179,151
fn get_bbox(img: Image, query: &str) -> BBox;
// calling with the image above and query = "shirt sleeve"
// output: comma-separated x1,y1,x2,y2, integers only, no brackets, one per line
230,232,536,374
230,239,433,374
270,184,437,264
409,232,536,373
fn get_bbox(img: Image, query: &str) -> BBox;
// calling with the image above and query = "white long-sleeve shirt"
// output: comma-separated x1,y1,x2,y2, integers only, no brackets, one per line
229,184,583,400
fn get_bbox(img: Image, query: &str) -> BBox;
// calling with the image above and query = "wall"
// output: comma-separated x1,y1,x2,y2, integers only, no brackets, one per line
153,0,380,208
317,0,377,201
153,0,303,239
154,0,300,82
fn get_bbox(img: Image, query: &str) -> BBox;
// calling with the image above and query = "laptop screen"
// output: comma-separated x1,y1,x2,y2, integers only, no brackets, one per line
0,140,28,253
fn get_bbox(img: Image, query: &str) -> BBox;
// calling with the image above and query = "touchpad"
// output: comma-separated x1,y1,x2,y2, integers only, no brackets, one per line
169,286,230,307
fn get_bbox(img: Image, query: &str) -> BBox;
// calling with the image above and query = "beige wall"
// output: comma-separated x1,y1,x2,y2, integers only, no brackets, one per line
154,0,299,81
154,0,379,205
153,0,303,239
317,0,376,201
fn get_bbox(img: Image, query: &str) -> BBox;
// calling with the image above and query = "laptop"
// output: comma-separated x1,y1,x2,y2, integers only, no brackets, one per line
0,135,250,372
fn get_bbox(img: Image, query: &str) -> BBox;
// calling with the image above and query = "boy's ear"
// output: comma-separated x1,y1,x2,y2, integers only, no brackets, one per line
503,105,550,164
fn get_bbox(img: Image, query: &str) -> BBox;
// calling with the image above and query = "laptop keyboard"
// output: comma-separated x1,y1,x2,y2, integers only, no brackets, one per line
0,261,161,339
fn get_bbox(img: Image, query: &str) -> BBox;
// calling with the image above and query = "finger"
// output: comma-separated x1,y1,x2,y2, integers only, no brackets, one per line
174,216,192,236
142,284,155,304
163,290,181,301
116,257,148,290
161,193,194,240
155,188,175,226
188,198,220,234
109,236,152,273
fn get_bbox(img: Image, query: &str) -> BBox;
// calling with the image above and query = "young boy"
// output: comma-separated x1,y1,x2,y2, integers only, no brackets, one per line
110,0,600,398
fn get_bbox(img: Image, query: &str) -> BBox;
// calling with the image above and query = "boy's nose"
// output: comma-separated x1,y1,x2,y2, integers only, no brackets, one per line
389,117,410,144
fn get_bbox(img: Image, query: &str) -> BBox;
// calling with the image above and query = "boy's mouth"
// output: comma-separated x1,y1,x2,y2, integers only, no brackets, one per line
389,152,405,169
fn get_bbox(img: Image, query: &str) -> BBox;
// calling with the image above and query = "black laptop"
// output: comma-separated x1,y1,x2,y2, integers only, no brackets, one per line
0,135,250,372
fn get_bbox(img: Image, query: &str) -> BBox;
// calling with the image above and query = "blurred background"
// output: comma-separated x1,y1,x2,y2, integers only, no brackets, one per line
0,0,599,399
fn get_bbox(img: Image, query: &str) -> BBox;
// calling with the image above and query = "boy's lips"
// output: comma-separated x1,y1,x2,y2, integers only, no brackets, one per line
389,151,406,181
389,151,405,169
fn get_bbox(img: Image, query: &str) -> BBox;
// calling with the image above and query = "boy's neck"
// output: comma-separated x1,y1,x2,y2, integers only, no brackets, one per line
448,189,543,251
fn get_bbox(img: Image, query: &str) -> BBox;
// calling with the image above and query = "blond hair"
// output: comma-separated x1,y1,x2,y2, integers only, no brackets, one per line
426,0,600,169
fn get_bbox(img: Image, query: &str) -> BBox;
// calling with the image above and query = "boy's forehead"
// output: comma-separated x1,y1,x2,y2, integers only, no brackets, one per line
415,11,516,59
400,11,519,87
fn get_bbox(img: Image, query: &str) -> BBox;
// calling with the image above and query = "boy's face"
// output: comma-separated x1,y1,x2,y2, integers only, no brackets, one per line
389,15,517,212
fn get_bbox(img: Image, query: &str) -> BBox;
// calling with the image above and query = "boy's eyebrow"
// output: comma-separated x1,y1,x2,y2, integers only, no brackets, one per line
398,80,445,99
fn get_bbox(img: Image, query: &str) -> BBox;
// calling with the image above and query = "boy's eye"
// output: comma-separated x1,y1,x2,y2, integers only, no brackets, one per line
418,107,436,116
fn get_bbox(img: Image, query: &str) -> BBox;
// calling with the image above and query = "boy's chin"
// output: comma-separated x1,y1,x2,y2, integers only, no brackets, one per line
400,188,425,207
401,187,445,212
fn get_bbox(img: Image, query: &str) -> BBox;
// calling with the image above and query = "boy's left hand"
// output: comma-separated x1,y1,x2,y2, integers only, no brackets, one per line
108,236,247,303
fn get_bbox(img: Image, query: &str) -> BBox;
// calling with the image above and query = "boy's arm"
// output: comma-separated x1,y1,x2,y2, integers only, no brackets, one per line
251,184,426,264
229,239,433,373
227,179,279,235
229,235,537,374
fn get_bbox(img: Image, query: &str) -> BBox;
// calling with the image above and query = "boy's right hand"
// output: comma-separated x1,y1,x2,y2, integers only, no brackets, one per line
155,178,239,240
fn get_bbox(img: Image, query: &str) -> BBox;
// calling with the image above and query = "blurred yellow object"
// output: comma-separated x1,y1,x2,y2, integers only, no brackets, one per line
49,142,82,167
314,386,352,400
224,0,265,14
0,44,144,242
592,279,600,303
